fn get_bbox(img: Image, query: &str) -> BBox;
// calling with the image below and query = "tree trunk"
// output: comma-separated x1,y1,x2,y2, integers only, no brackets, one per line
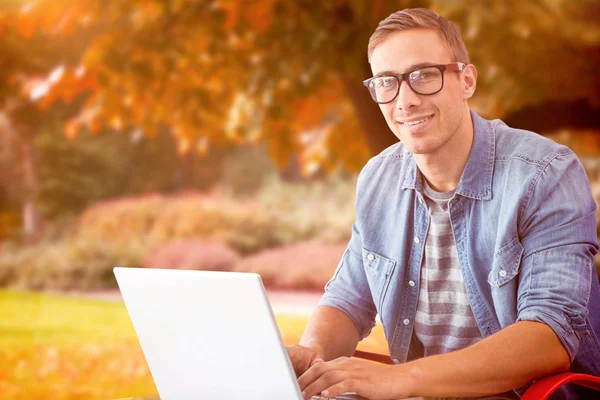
341,59,398,156
21,141,42,242
280,153,303,182
502,98,600,134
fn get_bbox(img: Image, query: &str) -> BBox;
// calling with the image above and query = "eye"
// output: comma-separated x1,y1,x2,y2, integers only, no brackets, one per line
382,78,395,87
410,67,441,82
411,71,430,80
373,77,396,89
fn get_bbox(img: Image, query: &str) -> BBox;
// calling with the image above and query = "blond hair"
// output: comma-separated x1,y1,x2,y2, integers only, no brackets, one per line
368,8,470,64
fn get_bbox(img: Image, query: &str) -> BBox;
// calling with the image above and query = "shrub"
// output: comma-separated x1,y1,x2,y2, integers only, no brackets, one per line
77,192,281,255
0,174,359,291
235,242,347,290
142,239,240,271
255,175,356,245
0,237,150,291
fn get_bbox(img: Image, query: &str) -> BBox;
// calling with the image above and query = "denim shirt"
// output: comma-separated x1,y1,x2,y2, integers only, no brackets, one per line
319,110,600,398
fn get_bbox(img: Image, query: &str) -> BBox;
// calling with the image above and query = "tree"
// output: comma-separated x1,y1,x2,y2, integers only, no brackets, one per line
34,126,226,220
2,0,599,177
0,1,104,239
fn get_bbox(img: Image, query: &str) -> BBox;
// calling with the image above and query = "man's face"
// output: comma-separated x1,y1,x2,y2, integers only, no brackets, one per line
370,29,473,155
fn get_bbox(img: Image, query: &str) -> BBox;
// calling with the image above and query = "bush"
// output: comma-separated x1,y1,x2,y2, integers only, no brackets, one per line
0,174,359,291
255,175,356,245
235,242,347,290
75,174,359,257
0,237,150,290
142,239,240,271
77,192,281,255
219,145,277,198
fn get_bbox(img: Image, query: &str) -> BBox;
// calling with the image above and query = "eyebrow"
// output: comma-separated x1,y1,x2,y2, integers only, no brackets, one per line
373,62,439,77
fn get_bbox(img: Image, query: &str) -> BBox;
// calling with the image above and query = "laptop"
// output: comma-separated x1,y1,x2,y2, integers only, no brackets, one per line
113,267,368,400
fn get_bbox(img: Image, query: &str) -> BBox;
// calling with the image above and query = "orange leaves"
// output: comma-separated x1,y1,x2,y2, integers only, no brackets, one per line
3,0,373,174
219,0,239,31
0,10,5,36
0,342,156,400
326,106,371,172
27,65,98,114
217,0,275,33
281,75,368,176
64,119,80,140
245,0,275,33
15,12,35,39
294,97,325,129
10,0,95,39
61,90,106,139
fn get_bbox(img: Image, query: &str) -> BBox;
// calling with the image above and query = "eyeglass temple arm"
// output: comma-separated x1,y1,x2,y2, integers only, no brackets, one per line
447,62,466,71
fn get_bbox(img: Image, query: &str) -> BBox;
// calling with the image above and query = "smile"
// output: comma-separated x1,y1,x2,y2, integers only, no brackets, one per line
398,115,433,126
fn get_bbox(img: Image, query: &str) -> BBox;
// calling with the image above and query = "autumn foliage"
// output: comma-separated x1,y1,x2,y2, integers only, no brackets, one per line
2,0,599,176
1,0,374,176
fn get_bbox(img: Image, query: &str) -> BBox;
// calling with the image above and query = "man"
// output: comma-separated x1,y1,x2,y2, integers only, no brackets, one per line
287,8,600,400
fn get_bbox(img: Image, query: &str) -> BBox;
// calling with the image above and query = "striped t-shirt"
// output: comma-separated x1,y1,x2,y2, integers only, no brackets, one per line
414,181,519,400
414,180,483,356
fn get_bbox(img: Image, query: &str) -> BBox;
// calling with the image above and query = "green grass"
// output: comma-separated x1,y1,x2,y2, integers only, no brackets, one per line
0,290,388,399
0,290,137,347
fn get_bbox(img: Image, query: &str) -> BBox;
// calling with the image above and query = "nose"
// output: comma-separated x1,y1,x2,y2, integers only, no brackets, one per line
394,80,421,112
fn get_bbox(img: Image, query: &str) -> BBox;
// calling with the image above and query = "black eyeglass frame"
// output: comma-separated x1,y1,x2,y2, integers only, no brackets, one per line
363,62,467,104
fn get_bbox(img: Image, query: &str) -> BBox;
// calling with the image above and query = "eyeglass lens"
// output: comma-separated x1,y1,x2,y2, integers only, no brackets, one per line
368,66,443,103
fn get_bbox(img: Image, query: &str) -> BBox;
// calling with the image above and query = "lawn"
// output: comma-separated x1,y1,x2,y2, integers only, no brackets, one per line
0,290,388,400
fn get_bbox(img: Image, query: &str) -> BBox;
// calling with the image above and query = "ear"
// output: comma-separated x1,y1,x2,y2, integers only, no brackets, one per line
462,64,477,100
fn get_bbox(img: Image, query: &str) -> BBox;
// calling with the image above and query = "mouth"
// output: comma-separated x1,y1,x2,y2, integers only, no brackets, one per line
397,114,434,127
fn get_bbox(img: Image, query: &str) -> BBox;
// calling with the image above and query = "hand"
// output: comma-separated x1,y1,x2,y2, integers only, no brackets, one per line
287,344,324,377
297,357,411,400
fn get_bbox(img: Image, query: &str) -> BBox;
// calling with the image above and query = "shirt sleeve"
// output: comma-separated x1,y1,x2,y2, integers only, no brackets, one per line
317,161,378,340
516,150,599,362
318,221,378,340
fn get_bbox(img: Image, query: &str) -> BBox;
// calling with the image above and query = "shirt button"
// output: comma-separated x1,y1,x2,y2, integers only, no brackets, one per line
408,280,415,287
367,253,375,261
393,358,400,364
403,319,410,325
499,269,507,277
414,237,420,244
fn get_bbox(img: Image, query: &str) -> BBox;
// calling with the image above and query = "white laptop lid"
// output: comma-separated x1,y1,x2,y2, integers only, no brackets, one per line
114,267,303,400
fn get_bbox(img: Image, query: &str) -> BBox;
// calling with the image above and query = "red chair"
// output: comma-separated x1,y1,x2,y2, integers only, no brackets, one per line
352,350,600,399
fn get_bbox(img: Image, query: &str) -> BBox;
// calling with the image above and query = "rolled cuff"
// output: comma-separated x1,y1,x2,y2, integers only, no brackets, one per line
517,308,579,363
318,292,376,340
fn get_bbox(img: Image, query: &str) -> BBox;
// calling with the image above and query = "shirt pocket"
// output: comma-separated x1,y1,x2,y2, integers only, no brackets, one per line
362,247,397,314
487,237,524,288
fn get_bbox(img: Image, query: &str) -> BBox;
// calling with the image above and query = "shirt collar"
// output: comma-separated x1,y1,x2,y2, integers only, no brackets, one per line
402,109,495,200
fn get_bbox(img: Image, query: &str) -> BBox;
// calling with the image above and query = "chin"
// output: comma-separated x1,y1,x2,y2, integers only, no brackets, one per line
404,140,440,155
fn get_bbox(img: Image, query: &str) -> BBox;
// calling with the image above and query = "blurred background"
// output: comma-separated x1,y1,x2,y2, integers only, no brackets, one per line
0,0,599,398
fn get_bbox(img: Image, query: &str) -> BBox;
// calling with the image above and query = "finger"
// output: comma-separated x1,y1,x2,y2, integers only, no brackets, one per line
301,370,344,400
298,356,354,390
320,378,357,398
297,359,329,390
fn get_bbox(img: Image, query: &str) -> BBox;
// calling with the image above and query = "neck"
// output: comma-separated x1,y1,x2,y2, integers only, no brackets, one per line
414,107,474,192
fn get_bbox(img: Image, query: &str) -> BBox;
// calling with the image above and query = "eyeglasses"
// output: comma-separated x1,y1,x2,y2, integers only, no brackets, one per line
363,62,466,104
